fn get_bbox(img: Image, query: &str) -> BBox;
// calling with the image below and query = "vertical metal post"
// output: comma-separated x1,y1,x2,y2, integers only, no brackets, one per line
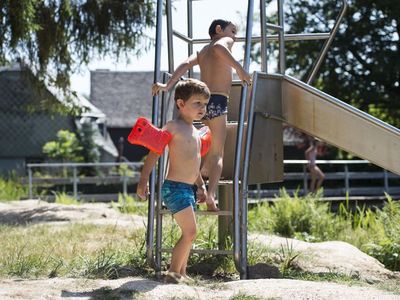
28,166,33,199
147,0,163,269
72,166,78,199
257,183,261,201
384,170,389,193
260,0,267,72
233,0,254,280
122,167,128,206
187,0,194,78
344,164,349,195
155,73,169,279
277,0,285,74
241,71,258,279
218,185,233,250
166,0,174,72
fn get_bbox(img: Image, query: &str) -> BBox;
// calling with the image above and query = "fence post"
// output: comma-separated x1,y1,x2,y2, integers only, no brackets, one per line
28,166,33,199
73,167,78,199
384,169,389,193
122,167,127,206
303,164,308,194
344,164,349,195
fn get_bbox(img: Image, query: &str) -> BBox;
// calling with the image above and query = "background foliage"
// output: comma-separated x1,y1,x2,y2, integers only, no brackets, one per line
0,0,155,90
282,0,400,127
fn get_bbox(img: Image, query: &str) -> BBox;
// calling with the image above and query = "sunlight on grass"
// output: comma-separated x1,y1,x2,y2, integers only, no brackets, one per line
0,223,149,279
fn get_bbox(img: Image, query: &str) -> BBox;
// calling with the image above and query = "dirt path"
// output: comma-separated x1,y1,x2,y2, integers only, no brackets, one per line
0,276,399,300
0,200,399,299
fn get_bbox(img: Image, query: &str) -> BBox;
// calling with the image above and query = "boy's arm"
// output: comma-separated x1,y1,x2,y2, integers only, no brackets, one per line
213,38,252,86
136,151,161,200
152,53,198,95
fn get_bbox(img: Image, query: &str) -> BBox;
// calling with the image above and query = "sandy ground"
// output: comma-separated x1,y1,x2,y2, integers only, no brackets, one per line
0,277,399,300
0,200,399,300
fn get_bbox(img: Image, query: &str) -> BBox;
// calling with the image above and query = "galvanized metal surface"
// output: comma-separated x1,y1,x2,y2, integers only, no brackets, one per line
282,75,400,175
222,74,284,184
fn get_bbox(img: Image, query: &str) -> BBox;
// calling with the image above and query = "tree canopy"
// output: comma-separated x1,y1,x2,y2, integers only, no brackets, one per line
282,0,400,127
0,0,155,90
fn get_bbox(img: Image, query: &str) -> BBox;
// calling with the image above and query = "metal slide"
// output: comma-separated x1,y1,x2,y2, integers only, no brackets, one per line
279,74,400,175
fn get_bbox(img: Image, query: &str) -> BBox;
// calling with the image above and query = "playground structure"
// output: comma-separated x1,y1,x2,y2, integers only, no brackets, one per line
148,0,400,279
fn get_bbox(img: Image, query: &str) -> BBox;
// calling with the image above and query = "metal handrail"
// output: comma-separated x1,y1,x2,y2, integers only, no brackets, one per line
306,0,348,84
173,30,331,44
233,0,254,280
27,162,142,168
149,0,163,271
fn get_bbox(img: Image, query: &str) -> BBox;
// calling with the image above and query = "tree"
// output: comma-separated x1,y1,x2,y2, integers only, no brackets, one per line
0,0,155,91
281,0,400,127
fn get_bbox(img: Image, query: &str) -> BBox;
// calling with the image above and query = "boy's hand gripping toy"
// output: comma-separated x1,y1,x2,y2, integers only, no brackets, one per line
199,126,212,157
128,117,172,155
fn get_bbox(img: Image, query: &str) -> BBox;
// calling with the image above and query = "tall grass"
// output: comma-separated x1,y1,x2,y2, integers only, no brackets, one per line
248,189,400,271
0,177,27,201
0,224,149,279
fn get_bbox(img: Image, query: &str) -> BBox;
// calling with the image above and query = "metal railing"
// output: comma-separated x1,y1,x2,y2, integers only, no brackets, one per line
26,162,142,200
251,160,400,200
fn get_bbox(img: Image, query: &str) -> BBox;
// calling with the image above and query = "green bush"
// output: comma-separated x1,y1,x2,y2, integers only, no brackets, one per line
249,189,336,241
0,177,27,201
248,189,400,271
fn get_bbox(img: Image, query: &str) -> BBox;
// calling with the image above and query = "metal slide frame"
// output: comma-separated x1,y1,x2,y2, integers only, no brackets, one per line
150,0,348,279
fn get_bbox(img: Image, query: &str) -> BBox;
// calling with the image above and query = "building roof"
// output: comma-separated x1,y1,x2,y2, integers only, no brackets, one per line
0,64,116,159
90,70,155,128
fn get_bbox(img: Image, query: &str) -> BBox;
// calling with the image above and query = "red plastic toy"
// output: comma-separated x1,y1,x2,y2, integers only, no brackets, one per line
127,117,172,155
199,126,212,157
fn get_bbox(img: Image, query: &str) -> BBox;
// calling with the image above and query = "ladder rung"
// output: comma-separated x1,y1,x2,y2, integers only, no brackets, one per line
160,248,233,255
160,209,232,216
266,23,283,31
218,179,234,185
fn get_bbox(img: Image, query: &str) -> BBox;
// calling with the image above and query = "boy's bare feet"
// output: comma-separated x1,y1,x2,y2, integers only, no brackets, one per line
180,274,195,284
206,195,219,212
164,271,182,284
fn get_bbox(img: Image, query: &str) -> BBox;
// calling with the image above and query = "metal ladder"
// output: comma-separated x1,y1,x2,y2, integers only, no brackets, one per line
148,0,348,279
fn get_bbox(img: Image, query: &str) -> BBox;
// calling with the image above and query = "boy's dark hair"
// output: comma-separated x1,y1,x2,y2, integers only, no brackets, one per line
174,79,210,108
208,19,232,38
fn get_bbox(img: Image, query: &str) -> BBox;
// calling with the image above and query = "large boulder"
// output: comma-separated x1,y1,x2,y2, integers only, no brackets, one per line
250,233,395,282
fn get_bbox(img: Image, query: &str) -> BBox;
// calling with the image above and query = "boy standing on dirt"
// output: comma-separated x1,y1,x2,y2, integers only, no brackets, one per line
137,79,210,283
152,19,252,212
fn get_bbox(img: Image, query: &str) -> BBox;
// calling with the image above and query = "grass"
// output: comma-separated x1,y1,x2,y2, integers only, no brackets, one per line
112,193,147,216
1,188,400,296
54,192,80,205
0,223,150,279
0,177,27,201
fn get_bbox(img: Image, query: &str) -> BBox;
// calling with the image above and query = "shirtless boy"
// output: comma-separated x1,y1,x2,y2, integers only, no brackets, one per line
152,19,252,211
137,79,210,283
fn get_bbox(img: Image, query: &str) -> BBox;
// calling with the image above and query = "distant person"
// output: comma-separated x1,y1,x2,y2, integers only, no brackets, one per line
305,138,325,193
152,19,252,211
137,79,209,284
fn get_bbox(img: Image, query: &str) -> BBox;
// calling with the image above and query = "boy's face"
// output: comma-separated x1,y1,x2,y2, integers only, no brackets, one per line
221,23,238,41
178,94,209,121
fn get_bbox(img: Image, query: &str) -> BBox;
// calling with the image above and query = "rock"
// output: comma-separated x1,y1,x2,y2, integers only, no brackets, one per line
247,263,282,279
250,233,395,282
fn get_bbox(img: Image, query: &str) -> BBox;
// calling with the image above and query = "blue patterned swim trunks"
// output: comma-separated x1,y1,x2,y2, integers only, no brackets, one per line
161,179,197,214
203,94,228,120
